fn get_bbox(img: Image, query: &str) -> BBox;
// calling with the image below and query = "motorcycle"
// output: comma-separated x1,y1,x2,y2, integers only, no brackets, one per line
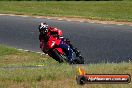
46,35,84,64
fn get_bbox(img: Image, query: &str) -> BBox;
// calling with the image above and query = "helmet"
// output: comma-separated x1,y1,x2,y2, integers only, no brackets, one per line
38,22,49,33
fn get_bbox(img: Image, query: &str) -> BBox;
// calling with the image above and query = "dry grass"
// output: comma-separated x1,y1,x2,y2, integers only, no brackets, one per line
0,45,132,88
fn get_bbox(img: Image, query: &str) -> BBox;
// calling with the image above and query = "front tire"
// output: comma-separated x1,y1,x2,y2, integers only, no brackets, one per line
52,49,68,63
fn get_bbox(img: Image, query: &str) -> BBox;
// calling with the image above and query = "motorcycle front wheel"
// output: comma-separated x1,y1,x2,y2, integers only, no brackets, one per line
52,49,68,63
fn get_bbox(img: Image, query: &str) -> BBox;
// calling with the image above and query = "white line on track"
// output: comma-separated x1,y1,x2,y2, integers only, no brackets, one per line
24,50,30,52
0,14,131,27
58,19,63,21
90,22,95,23
117,24,124,26
47,18,51,19
79,21,85,22
21,15,29,18
66,20,71,22
17,48,45,55
35,16,42,19
103,26,113,28
18,49,24,51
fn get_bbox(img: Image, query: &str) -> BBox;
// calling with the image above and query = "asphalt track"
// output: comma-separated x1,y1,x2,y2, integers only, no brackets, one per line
0,15,132,64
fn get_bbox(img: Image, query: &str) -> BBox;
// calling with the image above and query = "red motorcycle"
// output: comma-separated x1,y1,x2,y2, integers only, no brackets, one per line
46,35,84,64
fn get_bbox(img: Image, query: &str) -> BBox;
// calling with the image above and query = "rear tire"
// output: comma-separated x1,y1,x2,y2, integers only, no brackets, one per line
73,56,84,64
78,56,84,64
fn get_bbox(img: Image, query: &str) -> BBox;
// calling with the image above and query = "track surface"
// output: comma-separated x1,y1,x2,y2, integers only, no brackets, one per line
0,15,132,64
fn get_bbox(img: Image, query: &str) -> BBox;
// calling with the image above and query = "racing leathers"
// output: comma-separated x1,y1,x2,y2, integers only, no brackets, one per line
39,26,74,62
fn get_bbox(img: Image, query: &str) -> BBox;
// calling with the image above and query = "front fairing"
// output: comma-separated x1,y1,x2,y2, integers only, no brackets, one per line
48,36,61,49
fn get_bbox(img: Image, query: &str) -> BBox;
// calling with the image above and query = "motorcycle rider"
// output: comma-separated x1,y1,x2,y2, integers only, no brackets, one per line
38,22,80,63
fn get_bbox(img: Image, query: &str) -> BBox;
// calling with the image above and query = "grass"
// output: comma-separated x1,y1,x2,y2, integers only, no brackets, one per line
0,45,132,88
0,1,131,87
0,1,132,22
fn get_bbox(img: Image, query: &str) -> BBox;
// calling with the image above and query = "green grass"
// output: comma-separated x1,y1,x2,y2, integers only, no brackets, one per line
0,1,132,22
0,45,132,88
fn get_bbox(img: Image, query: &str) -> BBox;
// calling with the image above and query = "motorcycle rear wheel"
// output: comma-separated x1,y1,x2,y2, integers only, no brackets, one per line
72,56,84,64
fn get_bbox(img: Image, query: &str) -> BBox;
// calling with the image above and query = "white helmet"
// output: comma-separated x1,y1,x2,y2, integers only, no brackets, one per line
38,22,49,33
